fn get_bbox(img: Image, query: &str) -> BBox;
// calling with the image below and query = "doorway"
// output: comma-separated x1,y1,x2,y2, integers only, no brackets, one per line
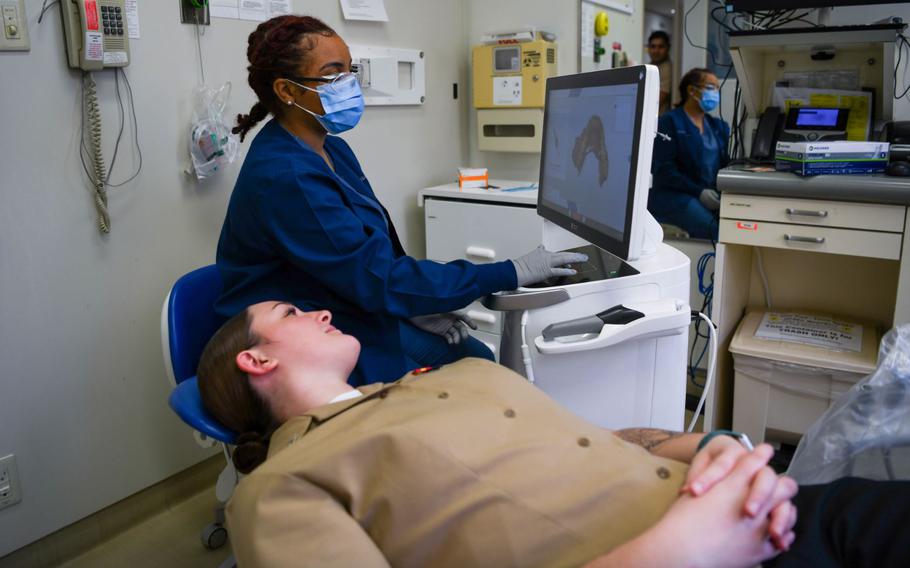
643,0,681,106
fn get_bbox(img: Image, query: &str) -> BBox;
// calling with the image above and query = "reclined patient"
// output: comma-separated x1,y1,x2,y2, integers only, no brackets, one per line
198,301,910,567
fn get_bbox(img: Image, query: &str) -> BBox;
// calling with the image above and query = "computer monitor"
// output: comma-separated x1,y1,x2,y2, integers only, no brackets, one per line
537,65,659,261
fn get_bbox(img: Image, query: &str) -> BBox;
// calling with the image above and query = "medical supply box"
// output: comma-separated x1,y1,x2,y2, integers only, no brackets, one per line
774,141,890,176
729,310,880,444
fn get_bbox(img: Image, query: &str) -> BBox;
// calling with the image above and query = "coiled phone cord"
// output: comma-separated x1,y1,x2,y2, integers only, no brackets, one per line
84,72,111,233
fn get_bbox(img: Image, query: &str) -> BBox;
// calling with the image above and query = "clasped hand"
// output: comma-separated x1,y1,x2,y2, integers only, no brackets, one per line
409,312,478,345
673,438,799,565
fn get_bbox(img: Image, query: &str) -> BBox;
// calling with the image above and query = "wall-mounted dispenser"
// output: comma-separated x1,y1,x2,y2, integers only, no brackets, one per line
472,29,557,153
349,45,426,106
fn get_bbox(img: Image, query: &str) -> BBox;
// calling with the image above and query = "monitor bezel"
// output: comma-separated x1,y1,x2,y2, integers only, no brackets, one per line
726,0,906,11
536,65,648,261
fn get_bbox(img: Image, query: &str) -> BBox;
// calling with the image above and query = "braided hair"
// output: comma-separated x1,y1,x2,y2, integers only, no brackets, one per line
233,15,337,142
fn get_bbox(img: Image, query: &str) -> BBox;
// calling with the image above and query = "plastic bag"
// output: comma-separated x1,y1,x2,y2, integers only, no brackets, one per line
189,82,240,180
787,324,910,484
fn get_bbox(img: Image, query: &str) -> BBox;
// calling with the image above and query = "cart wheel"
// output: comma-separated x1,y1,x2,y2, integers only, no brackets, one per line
201,522,228,550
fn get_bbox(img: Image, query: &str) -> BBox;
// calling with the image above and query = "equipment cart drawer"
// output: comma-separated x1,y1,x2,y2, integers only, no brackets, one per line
719,219,903,260
721,194,906,233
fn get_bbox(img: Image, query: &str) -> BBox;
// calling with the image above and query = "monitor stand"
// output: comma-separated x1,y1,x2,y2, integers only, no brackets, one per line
523,244,639,289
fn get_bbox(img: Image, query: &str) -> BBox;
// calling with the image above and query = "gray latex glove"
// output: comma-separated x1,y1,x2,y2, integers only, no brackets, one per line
699,188,721,211
511,246,589,287
409,312,478,345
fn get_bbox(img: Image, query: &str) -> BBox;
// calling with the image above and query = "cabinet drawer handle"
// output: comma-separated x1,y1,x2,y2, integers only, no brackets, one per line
783,234,825,244
785,208,828,218
465,246,496,259
467,310,496,324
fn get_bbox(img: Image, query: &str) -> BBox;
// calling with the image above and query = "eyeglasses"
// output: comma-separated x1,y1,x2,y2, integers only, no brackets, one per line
288,65,361,93
699,84,719,92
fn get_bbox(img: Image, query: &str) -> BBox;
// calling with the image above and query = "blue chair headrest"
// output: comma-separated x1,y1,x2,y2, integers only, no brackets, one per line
169,377,238,445
167,265,227,385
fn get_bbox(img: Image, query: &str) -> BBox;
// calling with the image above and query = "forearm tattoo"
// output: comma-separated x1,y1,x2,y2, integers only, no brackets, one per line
615,428,685,452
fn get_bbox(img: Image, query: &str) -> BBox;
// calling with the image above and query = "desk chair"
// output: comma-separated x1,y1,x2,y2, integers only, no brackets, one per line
161,264,238,557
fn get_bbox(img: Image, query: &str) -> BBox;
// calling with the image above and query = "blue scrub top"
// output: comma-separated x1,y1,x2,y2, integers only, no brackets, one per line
694,114,721,190
651,106,730,198
215,119,517,386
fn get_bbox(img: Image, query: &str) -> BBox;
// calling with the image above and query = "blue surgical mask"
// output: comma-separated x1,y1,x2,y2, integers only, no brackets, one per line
287,74,365,134
699,87,720,113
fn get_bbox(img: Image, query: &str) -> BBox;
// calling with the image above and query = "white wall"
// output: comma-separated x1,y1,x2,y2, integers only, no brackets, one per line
0,0,467,555
464,0,646,181
463,0,580,180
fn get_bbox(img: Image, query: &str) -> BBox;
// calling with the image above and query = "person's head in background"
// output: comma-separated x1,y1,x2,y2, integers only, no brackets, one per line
677,67,720,116
647,31,671,65
197,302,361,473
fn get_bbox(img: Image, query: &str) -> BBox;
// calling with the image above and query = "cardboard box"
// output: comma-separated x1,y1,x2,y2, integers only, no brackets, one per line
775,141,890,176
458,167,489,189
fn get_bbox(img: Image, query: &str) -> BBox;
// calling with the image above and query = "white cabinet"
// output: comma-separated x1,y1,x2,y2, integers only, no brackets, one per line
420,181,543,357
425,199,543,264
707,191,910,436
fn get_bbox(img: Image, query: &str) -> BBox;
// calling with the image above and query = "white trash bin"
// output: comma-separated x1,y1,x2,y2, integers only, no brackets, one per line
730,310,879,444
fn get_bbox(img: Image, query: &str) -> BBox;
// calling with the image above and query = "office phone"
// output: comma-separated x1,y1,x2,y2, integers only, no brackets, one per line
60,0,130,71
59,0,131,233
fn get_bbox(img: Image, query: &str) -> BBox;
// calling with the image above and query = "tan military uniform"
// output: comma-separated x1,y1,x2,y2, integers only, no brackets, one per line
227,358,687,567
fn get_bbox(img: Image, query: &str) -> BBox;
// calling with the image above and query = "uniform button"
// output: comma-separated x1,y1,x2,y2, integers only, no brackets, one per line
504,408,516,418
438,392,449,399
379,391,389,399
656,467,671,480
577,437,591,448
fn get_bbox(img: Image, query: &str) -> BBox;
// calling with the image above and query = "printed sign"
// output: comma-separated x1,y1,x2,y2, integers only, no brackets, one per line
85,32,103,61
103,51,128,65
756,312,863,352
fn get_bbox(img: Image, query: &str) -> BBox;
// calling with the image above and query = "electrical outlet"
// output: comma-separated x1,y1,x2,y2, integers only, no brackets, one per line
0,454,22,510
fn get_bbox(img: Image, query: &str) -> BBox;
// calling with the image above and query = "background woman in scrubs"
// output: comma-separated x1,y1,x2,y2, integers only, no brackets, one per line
649,68,730,241
215,15,584,386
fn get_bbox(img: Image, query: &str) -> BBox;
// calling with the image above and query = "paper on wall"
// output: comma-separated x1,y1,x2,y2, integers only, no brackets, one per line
755,312,864,352
339,0,389,22
212,0,291,21
124,0,139,39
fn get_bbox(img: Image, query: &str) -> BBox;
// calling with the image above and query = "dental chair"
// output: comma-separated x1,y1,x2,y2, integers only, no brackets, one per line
160,264,238,563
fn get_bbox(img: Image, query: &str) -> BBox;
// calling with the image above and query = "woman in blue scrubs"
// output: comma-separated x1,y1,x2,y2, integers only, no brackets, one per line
215,15,584,386
649,68,729,241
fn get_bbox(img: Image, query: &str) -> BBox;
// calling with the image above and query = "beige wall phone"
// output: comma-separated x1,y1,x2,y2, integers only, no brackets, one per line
60,0,131,234
60,0,129,70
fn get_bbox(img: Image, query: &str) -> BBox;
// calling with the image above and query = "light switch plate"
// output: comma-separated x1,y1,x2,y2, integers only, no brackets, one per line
0,0,29,51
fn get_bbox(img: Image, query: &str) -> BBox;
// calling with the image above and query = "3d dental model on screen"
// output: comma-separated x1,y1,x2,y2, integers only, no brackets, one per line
572,115,610,186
